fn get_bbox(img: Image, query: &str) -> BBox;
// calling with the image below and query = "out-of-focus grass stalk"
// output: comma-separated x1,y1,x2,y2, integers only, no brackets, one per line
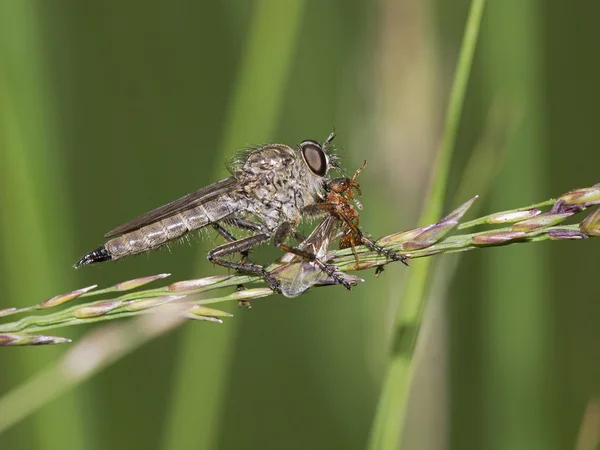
0,303,193,435
160,2,307,450
0,3,90,450
482,2,553,449
367,1,486,449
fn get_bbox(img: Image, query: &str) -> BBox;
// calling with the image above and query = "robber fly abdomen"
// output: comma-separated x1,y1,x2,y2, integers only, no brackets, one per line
104,198,237,260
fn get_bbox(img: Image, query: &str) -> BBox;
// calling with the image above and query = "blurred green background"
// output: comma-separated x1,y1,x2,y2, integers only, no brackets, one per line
1,1,599,449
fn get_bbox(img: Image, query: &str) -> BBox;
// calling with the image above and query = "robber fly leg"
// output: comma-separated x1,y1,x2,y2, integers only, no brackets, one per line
293,231,307,243
332,213,409,267
212,223,249,261
358,234,409,266
207,233,282,293
212,223,252,305
273,222,353,291
226,218,266,234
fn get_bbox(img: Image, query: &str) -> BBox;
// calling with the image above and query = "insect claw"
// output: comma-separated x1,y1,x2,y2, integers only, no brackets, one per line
393,253,410,266
341,280,353,291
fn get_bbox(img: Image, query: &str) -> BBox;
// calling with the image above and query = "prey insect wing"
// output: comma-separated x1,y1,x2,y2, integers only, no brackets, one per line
269,216,360,298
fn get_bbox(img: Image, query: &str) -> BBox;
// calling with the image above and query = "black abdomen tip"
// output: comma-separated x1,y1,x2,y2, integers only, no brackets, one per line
74,246,111,268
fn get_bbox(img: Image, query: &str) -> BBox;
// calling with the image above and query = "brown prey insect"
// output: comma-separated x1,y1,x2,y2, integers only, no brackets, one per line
270,161,408,298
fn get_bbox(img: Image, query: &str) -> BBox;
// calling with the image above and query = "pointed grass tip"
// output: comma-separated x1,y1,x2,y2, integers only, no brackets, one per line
472,231,528,245
40,285,98,308
548,229,588,240
487,208,541,224
188,305,233,318
0,308,18,317
114,273,171,291
168,275,231,292
558,186,600,207
510,212,573,232
580,208,600,237
183,305,232,323
73,301,122,319
125,295,185,312
0,333,71,346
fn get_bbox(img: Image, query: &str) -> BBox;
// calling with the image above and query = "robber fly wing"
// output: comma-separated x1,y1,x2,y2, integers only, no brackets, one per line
270,215,340,298
104,177,240,237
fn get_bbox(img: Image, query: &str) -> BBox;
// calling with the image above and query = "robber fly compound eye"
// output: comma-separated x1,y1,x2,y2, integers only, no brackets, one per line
299,140,328,177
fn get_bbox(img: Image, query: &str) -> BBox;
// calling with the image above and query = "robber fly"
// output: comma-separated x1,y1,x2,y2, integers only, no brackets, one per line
75,133,351,291
270,161,408,297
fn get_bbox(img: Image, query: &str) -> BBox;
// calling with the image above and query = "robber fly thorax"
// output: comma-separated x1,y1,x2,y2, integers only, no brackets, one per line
75,133,343,291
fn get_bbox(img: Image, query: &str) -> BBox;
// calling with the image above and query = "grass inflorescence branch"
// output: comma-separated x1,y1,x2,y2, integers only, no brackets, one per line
1,183,598,345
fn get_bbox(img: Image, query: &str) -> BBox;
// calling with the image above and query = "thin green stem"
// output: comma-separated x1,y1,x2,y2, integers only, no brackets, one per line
368,1,486,449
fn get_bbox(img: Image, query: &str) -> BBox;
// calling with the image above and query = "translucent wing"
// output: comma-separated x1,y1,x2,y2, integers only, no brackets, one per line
269,216,360,298
104,177,239,237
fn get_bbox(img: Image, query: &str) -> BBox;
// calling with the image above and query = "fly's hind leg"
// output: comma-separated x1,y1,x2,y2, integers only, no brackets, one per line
273,222,353,291
212,223,253,307
212,223,256,265
207,233,283,295
357,234,409,266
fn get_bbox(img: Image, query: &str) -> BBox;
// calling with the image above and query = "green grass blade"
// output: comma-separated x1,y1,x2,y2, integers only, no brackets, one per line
368,1,486,449
0,2,91,448
480,2,555,449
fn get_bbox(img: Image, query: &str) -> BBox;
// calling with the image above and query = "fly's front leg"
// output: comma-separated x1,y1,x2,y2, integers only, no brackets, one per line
343,222,409,267
327,205,409,267
310,202,409,267
273,222,353,291
207,233,282,294
356,233,409,266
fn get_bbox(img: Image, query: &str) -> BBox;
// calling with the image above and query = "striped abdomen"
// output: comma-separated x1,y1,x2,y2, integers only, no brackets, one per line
75,199,236,267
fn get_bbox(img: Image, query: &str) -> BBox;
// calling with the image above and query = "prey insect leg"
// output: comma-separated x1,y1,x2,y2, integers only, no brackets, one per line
273,222,352,290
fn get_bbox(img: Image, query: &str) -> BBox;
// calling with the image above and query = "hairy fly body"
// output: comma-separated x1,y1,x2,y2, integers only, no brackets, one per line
74,133,342,291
